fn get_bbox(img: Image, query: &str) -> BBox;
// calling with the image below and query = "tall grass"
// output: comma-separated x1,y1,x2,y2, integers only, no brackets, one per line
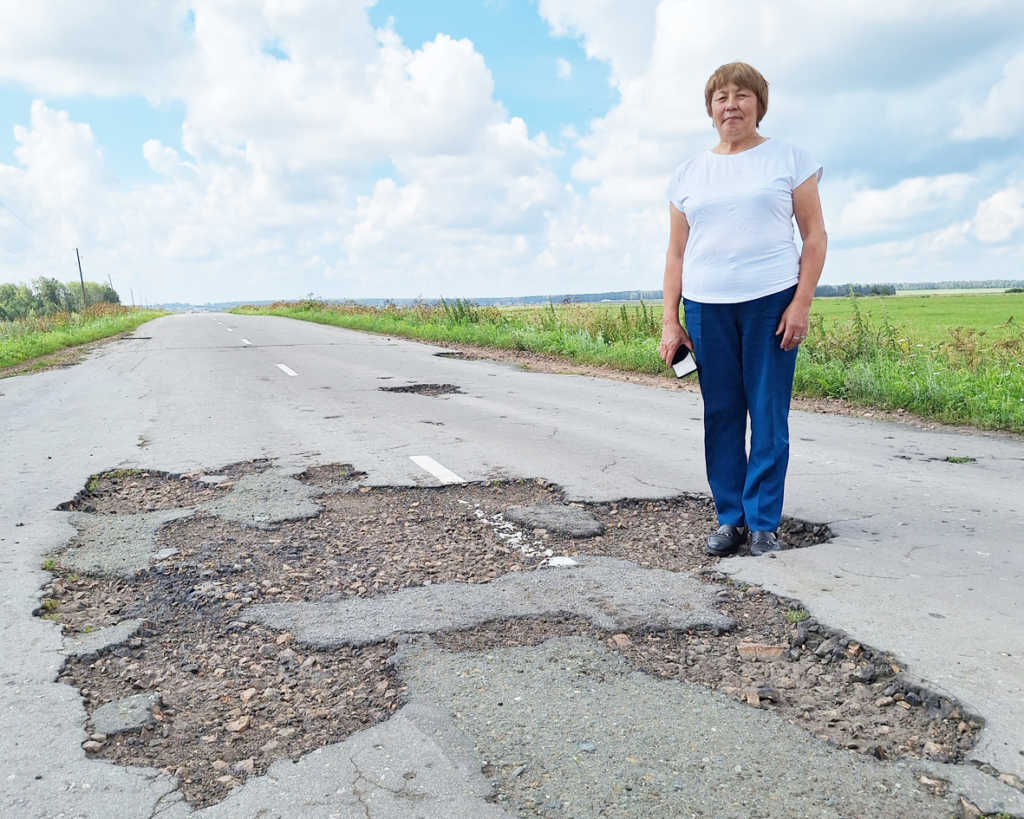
234,297,1024,432
0,304,165,369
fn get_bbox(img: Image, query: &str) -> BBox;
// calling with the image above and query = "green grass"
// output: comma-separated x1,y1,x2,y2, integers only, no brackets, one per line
784,608,810,624
233,292,1024,433
0,305,165,370
810,291,1023,344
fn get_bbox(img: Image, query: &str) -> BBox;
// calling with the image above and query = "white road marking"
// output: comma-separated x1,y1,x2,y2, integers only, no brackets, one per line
226,328,234,332
410,455,465,485
276,363,298,377
242,339,252,345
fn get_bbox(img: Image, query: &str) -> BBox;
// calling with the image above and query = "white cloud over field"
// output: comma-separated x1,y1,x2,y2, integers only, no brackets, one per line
0,0,1022,303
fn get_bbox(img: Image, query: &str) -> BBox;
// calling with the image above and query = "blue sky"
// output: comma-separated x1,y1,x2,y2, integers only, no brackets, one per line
0,1,1022,304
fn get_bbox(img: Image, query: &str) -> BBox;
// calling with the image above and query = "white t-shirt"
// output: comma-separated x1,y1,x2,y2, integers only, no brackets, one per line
666,138,822,303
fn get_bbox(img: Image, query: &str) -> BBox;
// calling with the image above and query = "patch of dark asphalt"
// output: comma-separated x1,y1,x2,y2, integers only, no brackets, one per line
379,383,462,396
37,463,980,809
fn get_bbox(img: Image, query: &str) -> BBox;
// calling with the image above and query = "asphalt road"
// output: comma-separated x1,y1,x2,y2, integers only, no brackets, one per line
1,312,1022,817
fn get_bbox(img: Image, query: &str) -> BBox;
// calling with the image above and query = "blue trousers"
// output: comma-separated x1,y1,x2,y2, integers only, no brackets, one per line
683,285,798,532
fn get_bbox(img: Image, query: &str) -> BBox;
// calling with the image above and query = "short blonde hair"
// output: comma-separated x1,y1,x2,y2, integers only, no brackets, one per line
705,62,769,126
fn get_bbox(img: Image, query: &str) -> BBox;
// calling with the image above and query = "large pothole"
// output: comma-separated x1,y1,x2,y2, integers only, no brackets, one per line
37,460,985,811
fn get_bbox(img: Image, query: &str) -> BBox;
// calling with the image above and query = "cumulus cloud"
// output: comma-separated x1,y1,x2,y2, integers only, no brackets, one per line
0,0,1023,302
973,183,1024,243
837,174,976,239
953,52,1024,141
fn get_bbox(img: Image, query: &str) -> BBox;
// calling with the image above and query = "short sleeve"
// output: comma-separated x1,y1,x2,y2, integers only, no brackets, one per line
790,143,822,189
666,163,687,212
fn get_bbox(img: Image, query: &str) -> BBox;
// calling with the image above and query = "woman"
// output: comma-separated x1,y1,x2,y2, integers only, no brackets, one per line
659,62,827,557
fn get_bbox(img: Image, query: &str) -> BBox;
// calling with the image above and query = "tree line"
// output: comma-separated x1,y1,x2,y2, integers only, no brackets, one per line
813,283,897,297
0,277,121,321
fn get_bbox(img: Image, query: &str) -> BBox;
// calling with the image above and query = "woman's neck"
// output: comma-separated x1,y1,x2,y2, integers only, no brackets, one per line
712,133,766,154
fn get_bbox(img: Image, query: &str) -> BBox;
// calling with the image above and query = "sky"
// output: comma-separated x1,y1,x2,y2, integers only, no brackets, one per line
0,1,1022,305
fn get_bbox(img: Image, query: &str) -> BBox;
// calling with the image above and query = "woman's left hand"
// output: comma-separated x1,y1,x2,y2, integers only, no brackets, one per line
776,300,811,351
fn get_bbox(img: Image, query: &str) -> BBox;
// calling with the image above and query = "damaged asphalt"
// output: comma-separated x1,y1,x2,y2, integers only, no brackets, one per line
3,313,1024,818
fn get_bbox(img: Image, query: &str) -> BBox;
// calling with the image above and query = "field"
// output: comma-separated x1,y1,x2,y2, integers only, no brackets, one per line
234,291,1024,433
0,305,166,373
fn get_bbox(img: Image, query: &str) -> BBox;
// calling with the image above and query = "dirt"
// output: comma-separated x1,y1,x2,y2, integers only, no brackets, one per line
39,462,982,808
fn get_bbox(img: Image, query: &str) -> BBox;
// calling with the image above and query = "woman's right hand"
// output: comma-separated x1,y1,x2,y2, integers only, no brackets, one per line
658,323,693,365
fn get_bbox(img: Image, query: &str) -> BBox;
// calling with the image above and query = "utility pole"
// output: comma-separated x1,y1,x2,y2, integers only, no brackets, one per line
76,248,87,309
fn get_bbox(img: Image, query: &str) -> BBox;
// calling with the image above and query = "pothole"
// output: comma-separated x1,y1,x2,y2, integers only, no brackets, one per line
379,383,462,396
293,463,367,492
56,469,229,514
37,464,982,809
433,350,478,360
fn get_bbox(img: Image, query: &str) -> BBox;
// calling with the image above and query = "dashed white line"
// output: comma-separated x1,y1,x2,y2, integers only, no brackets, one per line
242,338,252,346
276,363,298,377
226,328,234,332
410,455,465,485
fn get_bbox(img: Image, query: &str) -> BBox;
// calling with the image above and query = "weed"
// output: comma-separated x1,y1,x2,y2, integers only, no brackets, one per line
944,456,976,464
784,608,810,624
1,306,165,371
41,558,56,571
40,598,59,612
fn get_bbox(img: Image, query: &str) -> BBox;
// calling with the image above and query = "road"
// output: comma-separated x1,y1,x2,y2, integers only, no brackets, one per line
1,312,1022,817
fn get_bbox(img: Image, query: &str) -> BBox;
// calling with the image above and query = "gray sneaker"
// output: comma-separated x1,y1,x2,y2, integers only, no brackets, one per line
749,530,781,556
705,525,748,556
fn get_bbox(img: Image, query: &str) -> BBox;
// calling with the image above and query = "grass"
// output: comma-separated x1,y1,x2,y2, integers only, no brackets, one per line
784,608,810,624
233,292,1024,434
0,304,166,371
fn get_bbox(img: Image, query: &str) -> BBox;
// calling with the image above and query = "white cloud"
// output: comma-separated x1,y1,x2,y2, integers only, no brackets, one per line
973,183,1024,243
953,52,1024,141
837,174,975,239
556,57,573,80
1,0,1023,303
0,1,193,98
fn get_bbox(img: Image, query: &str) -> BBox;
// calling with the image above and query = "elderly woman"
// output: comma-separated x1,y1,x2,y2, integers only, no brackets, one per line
659,62,827,557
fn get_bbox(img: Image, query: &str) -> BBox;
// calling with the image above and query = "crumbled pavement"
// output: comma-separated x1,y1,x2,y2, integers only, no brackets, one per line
504,504,606,537
241,556,732,647
34,463,1021,815
91,692,161,735
197,472,323,528
57,508,194,577
393,636,978,818
201,704,512,818
64,618,144,658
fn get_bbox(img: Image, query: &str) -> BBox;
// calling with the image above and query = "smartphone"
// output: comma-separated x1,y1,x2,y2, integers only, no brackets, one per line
671,345,698,378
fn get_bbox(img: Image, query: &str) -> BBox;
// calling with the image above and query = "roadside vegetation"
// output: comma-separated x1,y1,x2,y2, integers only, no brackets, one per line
0,304,165,371
234,291,1024,433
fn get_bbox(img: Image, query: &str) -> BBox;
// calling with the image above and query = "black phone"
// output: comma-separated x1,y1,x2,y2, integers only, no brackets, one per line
671,345,698,378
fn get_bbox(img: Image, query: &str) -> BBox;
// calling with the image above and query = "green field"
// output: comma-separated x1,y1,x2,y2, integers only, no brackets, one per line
810,292,1023,343
235,291,1024,433
0,305,166,372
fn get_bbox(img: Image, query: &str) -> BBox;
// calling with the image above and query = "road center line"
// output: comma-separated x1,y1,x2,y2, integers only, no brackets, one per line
242,339,252,345
410,455,466,485
276,363,298,377
226,328,234,332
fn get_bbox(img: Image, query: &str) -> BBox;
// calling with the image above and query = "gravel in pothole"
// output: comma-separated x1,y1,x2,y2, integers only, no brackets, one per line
379,383,462,396
58,622,400,808
39,472,976,809
57,469,229,514
292,462,368,492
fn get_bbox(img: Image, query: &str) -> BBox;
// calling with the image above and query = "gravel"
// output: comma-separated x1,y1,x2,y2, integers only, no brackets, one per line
37,461,986,810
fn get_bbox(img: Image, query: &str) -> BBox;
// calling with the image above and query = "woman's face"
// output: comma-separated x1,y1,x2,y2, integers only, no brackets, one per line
710,82,759,140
